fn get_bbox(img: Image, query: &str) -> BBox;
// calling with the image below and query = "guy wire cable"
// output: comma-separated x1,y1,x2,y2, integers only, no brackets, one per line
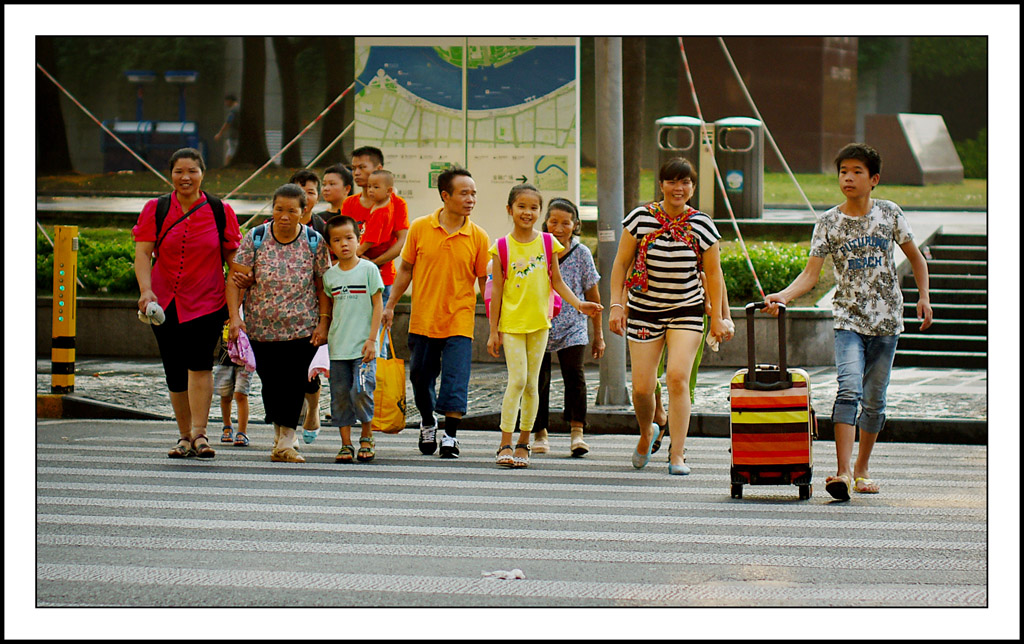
717,37,818,219
677,37,766,299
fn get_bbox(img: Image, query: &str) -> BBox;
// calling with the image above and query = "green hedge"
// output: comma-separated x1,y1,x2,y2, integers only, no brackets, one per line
954,128,987,179
37,232,138,295
720,242,810,305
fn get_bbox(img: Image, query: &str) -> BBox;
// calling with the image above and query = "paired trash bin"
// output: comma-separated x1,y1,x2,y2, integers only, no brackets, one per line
713,116,764,219
100,120,203,173
654,115,764,219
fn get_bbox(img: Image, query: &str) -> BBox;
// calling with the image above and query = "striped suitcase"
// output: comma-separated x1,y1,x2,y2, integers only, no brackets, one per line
729,302,816,500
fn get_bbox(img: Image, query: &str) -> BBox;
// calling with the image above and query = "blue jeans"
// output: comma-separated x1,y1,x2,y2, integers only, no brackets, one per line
832,329,899,434
381,284,392,307
329,358,376,427
408,334,473,422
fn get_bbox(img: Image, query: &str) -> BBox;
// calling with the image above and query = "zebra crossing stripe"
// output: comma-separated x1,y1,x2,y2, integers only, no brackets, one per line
36,481,987,518
35,496,986,534
36,534,987,572
35,563,987,606
36,514,985,552
35,466,987,502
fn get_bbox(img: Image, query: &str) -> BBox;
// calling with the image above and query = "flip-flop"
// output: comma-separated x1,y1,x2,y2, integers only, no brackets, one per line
853,477,880,494
825,474,851,501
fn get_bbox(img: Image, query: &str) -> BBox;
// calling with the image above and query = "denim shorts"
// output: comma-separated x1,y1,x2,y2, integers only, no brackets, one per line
329,358,376,427
832,329,899,434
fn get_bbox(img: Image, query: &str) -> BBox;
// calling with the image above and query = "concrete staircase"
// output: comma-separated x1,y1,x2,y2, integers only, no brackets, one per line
895,232,987,369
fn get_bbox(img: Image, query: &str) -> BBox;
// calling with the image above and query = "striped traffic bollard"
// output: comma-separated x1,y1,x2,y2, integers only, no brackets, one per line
51,225,78,394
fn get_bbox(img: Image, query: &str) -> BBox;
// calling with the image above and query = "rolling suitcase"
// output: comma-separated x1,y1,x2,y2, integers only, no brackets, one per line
730,302,816,500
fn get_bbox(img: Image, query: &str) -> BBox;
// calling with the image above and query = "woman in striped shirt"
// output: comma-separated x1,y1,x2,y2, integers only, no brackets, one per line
609,157,729,475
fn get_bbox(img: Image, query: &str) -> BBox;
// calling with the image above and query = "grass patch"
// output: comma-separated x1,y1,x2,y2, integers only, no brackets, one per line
580,167,986,209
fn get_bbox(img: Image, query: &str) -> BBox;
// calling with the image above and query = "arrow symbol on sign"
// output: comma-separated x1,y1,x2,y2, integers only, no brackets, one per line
517,175,527,183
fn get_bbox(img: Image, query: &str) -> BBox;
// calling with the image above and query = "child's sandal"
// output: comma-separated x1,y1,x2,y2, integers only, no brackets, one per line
233,431,249,447
495,444,514,467
357,436,375,462
512,443,531,469
335,444,355,464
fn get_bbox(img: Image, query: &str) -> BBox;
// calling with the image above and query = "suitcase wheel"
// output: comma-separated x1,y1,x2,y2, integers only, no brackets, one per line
731,484,743,499
798,484,812,500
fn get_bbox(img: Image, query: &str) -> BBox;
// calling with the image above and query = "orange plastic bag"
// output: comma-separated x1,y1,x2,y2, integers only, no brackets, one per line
371,328,406,433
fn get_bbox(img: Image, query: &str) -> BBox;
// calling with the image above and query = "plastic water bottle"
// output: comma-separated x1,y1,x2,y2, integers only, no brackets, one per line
355,361,372,393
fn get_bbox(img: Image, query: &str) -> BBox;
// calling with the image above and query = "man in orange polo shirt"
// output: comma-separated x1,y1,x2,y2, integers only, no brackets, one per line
382,166,490,458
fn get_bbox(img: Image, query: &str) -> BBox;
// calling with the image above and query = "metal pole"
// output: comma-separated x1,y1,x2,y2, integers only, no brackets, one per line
595,37,629,406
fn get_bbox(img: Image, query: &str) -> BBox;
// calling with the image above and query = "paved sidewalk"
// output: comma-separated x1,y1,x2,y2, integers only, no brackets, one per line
38,359,987,443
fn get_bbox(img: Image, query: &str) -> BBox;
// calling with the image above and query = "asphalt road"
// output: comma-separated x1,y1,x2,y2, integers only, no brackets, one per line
34,419,987,613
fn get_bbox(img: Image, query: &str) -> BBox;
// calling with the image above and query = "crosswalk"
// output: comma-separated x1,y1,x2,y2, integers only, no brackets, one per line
35,420,987,608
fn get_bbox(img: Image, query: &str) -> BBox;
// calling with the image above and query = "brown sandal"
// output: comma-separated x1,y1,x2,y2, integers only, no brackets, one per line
168,437,192,459
191,434,216,459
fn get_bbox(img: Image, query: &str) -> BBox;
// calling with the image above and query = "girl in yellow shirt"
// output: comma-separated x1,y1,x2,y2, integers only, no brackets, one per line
487,184,603,468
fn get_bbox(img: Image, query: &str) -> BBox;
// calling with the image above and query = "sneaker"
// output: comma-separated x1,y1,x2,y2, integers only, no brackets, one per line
303,427,320,444
418,419,438,455
439,433,460,459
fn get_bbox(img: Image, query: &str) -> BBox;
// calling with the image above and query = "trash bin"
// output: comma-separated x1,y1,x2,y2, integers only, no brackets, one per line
654,116,715,213
713,116,764,219
148,121,203,170
101,120,153,173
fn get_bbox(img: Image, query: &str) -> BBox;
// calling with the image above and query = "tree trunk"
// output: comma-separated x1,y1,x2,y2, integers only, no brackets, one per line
318,37,354,167
231,36,270,167
273,37,316,168
622,37,646,213
36,36,74,175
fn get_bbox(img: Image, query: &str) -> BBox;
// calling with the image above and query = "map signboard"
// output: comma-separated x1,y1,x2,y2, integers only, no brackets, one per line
354,37,579,242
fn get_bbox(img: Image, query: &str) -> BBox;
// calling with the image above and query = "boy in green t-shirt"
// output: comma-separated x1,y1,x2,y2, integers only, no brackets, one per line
322,216,384,463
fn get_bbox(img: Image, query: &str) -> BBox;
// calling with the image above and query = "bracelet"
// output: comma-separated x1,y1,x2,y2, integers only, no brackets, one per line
319,313,331,318
610,303,624,310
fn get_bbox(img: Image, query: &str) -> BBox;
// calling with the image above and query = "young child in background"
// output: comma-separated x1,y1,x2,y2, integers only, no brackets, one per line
532,198,604,458
359,169,398,303
322,215,385,463
487,184,603,469
343,147,410,306
764,143,932,500
214,320,252,447
291,169,327,442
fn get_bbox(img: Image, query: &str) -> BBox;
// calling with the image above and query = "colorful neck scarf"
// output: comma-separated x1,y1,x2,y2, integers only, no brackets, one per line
625,202,703,293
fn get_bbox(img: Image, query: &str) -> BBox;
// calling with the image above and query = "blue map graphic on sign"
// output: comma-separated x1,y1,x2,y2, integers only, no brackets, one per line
357,47,575,111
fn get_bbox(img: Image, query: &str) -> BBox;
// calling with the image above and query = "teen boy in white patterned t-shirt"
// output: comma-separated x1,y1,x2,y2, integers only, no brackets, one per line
764,143,933,502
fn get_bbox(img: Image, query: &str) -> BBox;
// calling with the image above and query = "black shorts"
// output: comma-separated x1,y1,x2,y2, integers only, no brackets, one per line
626,302,704,342
151,301,228,392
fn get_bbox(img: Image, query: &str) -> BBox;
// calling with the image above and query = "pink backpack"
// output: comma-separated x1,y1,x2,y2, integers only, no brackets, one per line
484,232,563,320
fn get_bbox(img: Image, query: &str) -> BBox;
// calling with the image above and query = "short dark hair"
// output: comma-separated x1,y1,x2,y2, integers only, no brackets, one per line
290,169,320,193
507,182,543,210
168,147,206,173
272,183,307,211
370,169,394,188
325,214,360,240
323,163,353,190
834,143,882,177
437,166,473,199
544,197,582,236
351,146,384,168
658,157,697,183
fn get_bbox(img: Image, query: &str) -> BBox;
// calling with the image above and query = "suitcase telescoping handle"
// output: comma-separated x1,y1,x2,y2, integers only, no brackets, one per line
744,302,791,390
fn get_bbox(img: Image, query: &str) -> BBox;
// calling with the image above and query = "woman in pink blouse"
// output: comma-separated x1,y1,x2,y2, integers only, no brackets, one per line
133,148,242,459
